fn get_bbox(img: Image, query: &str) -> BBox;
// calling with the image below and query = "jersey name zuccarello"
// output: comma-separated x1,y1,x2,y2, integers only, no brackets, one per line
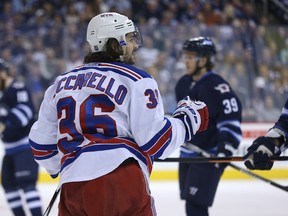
55,72,128,105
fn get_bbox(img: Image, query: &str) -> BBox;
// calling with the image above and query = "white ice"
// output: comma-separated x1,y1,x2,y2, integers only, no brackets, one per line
0,179,287,216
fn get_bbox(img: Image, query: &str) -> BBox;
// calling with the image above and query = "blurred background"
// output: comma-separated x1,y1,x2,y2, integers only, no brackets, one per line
1,0,288,215
1,0,288,120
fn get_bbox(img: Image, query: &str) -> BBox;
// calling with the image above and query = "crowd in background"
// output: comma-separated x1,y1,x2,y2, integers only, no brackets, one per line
0,0,288,121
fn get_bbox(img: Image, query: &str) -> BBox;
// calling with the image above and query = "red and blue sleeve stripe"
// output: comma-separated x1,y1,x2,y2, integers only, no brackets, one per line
60,137,153,174
29,139,58,160
141,118,172,158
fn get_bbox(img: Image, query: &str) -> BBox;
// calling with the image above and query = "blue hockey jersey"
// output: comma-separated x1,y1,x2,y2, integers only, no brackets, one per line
269,99,288,151
175,71,242,154
0,80,36,154
273,100,288,132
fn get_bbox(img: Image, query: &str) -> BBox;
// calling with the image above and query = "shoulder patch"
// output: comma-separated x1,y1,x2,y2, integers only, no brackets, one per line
12,81,25,89
214,83,230,93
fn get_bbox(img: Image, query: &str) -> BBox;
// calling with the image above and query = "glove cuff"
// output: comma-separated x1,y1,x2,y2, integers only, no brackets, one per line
266,128,286,152
175,115,190,142
247,136,279,155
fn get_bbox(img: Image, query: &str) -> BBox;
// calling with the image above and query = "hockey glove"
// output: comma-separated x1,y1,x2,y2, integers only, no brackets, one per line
215,142,235,170
172,96,209,141
244,136,280,170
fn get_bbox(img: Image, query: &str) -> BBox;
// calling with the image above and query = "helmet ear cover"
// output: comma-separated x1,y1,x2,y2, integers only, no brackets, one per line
86,12,143,53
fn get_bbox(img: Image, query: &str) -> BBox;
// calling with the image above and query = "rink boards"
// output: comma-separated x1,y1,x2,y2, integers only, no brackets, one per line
1,123,287,183
150,122,288,181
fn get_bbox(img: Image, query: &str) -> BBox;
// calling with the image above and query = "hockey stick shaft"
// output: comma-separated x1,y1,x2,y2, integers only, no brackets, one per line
228,162,288,191
154,156,288,163
184,144,288,192
43,188,61,216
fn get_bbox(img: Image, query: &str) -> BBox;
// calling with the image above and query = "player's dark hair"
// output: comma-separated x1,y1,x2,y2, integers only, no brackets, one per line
204,56,215,70
84,38,123,63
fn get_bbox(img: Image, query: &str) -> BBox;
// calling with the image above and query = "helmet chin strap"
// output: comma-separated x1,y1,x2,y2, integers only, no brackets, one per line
117,46,127,62
118,55,124,62
191,58,206,78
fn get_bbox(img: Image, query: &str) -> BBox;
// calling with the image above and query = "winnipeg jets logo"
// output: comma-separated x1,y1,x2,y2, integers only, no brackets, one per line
189,186,198,195
202,39,213,45
214,83,230,93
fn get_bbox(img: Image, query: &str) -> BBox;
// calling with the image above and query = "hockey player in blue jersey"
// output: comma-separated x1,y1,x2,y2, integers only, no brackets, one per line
29,12,209,216
175,37,242,216
0,59,42,216
245,99,288,170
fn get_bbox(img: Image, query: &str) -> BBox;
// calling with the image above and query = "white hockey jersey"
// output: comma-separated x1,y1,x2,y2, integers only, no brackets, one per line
29,62,186,186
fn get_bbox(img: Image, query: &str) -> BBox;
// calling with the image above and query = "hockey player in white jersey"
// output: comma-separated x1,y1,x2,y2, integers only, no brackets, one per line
29,12,209,216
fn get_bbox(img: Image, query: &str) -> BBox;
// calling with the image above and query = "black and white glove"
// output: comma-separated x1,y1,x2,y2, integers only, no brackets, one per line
244,136,281,170
173,96,209,141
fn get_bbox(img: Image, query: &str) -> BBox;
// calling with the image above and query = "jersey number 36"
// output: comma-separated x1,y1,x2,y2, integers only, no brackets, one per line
57,94,117,153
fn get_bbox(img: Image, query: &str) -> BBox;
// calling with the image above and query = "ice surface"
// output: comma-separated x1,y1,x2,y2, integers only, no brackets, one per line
0,179,287,216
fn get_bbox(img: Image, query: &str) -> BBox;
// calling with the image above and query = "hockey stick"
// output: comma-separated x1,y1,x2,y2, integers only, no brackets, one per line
177,144,288,192
43,187,61,216
154,156,288,163
228,163,288,192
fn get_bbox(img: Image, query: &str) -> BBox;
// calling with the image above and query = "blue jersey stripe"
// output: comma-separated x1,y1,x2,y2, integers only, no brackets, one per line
60,143,150,172
34,151,58,160
29,139,58,151
65,63,152,82
67,65,139,82
142,118,172,152
152,134,172,158
96,67,138,81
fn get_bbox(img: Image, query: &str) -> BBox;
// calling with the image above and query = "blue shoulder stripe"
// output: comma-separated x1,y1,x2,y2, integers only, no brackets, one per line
112,62,152,79
96,67,138,81
58,63,153,82
98,62,152,81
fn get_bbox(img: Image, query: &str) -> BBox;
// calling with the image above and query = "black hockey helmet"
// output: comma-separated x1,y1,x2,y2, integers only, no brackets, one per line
0,59,10,73
182,37,216,56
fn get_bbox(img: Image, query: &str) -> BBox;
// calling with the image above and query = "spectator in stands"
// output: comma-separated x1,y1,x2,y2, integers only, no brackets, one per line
256,95,281,122
0,0,287,120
